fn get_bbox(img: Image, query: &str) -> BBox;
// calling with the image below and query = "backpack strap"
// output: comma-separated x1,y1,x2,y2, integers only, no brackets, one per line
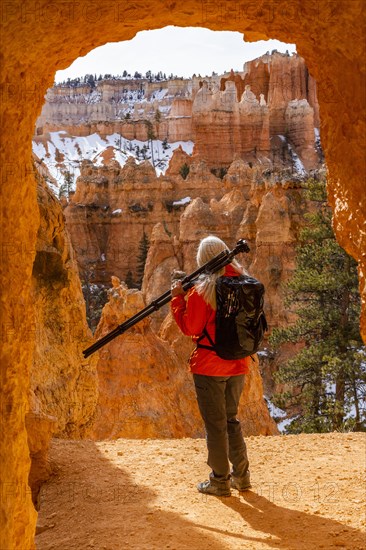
196,328,216,352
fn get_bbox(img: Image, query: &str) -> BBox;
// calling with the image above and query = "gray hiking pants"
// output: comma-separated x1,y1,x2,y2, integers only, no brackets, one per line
193,373,249,484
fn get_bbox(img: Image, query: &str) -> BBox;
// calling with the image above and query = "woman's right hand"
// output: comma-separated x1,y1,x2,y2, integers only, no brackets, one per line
171,280,186,297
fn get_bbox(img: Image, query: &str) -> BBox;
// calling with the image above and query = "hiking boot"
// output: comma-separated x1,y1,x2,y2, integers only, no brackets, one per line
230,475,252,492
197,480,231,497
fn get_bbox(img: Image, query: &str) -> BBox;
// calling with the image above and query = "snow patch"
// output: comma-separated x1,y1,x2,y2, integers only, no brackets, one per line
276,135,307,176
172,196,192,206
151,89,168,101
277,416,296,432
32,131,194,193
265,397,292,434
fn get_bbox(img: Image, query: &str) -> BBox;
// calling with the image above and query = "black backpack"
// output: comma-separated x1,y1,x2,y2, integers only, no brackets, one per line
197,275,268,360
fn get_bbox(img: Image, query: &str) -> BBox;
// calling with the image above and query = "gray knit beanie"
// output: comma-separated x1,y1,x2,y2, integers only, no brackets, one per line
196,235,229,267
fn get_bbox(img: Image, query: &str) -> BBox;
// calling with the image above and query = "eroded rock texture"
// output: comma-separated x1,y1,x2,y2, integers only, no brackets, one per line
25,175,98,507
1,1,365,548
194,53,319,168
91,278,278,440
64,155,223,290
91,278,203,439
31,177,98,439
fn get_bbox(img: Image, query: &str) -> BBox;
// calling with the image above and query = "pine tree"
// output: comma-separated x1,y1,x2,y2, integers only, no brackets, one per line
136,232,150,289
179,163,190,180
144,120,156,166
87,74,95,88
59,171,73,201
270,179,365,433
155,108,161,125
125,270,137,289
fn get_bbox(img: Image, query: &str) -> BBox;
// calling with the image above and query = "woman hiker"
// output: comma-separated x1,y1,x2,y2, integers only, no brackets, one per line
170,235,252,497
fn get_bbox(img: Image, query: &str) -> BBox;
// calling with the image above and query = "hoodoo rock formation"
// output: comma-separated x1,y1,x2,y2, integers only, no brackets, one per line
63,151,314,337
1,2,365,549
192,81,271,167
193,53,319,169
63,154,225,297
90,278,203,439
91,277,278,440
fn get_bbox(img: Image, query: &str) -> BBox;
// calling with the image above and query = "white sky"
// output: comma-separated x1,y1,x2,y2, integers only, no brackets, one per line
55,26,296,82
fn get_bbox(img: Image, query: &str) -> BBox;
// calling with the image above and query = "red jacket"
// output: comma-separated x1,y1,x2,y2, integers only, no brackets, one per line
171,265,251,376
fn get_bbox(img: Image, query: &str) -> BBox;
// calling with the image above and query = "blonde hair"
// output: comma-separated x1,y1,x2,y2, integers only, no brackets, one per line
195,236,246,309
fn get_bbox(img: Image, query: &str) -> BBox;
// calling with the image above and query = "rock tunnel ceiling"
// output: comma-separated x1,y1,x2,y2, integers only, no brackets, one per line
1,1,365,548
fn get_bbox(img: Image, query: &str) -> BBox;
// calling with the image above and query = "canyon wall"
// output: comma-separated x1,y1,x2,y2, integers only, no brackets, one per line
194,53,319,168
36,77,194,143
27,174,98,505
34,52,321,174
31,176,98,438
1,1,365,549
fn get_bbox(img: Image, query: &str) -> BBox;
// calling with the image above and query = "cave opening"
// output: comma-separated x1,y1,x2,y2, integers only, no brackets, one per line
27,19,334,525
2,3,365,548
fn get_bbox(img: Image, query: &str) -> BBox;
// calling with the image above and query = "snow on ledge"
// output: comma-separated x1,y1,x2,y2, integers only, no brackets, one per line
172,196,192,206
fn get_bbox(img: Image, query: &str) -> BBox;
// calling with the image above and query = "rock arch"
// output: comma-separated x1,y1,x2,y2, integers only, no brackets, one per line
1,1,365,547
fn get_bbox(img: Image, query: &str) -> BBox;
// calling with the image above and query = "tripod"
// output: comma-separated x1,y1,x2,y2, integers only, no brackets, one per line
82,239,250,358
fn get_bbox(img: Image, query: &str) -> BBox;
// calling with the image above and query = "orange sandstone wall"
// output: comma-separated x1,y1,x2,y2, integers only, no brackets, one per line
1,1,365,548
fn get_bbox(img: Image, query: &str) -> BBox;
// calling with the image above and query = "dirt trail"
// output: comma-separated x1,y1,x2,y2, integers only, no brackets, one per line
36,433,365,550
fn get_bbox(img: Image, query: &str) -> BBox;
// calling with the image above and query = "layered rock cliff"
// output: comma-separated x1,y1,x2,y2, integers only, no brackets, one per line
194,53,319,169
33,52,322,187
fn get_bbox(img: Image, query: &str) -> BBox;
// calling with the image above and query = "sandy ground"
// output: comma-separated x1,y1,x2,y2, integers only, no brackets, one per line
35,433,365,550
